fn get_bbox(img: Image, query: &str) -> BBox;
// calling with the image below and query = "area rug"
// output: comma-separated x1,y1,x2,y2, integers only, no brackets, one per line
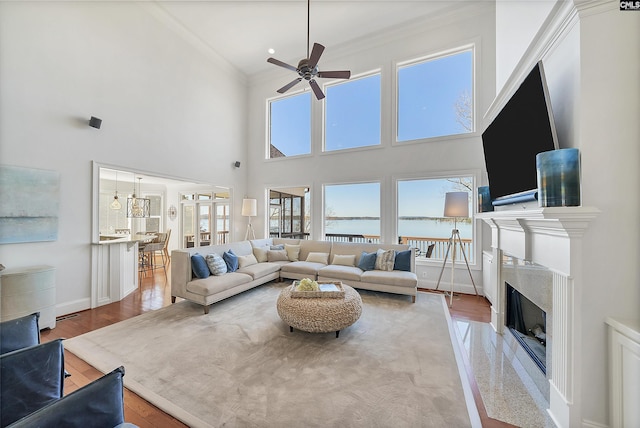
65,282,480,428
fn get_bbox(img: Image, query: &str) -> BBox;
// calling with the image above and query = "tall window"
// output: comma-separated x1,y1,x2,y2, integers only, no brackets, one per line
397,48,473,142
397,176,474,262
324,182,380,243
268,92,311,158
325,73,381,151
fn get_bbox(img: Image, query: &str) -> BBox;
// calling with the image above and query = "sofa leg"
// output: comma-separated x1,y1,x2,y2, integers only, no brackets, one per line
171,296,176,303
412,295,416,303
204,305,210,315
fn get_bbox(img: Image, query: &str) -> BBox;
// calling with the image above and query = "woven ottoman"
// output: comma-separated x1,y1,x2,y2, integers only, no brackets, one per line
276,283,362,338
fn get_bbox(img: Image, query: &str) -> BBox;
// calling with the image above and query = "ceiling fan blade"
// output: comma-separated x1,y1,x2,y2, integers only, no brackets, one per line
277,78,302,94
267,57,298,72
309,79,325,100
317,70,351,79
307,43,325,69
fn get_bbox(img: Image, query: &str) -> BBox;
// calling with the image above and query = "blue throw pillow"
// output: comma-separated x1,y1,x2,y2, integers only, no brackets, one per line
223,250,238,272
394,249,411,271
358,251,377,271
191,253,210,278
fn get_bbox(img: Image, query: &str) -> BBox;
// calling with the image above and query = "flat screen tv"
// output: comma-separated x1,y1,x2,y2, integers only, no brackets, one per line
481,61,559,205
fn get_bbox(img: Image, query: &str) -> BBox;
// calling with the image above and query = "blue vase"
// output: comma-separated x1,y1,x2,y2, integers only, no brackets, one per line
478,186,493,212
536,148,580,207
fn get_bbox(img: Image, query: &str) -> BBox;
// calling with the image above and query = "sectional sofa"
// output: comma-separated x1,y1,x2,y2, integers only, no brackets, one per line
171,238,417,314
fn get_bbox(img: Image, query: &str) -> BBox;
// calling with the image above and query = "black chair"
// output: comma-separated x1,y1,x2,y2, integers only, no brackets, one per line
0,312,40,355
6,366,135,428
0,339,66,427
0,312,71,379
425,243,435,258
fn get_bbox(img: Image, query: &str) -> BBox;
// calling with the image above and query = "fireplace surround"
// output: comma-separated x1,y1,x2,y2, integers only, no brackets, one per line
478,206,598,428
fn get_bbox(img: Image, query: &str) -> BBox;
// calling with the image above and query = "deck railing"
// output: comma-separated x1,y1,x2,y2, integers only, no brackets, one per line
398,236,472,261
268,232,472,261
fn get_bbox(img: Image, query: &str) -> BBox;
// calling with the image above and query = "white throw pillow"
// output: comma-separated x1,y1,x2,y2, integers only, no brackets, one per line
253,246,269,263
267,249,289,262
306,252,329,264
375,249,395,271
332,254,356,267
285,244,301,262
237,254,258,268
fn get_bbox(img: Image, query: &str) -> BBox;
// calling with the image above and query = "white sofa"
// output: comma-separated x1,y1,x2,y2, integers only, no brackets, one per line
171,238,417,314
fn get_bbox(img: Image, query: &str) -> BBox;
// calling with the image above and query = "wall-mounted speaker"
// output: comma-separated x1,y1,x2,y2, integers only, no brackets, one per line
89,116,102,129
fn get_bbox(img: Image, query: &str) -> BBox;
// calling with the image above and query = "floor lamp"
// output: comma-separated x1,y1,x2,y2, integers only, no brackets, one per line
435,192,478,307
242,198,257,240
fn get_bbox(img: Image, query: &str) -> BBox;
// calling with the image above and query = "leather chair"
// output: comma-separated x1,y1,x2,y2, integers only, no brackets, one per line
0,312,40,355
0,339,66,427
6,366,136,428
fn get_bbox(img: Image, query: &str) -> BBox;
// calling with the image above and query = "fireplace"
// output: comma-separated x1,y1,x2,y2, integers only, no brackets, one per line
479,206,598,428
501,254,552,398
506,283,547,374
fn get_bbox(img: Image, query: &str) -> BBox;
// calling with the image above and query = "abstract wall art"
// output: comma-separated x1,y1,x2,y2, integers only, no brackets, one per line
0,165,60,244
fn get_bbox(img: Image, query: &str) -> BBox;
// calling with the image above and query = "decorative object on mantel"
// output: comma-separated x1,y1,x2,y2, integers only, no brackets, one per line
0,165,60,244
167,205,177,221
434,191,478,307
110,171,122,210
477,186,493,213
536,148,580,207
241,198,257,240
126,176,150,218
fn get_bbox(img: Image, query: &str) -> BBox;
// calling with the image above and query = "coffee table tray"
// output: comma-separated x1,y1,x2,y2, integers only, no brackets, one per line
291,281,345,298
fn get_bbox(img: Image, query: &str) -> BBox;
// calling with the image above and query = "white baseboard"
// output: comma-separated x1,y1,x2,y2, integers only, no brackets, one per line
56,298,91,318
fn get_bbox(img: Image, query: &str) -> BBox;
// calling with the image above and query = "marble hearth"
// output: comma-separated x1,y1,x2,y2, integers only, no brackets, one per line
478,206,598,428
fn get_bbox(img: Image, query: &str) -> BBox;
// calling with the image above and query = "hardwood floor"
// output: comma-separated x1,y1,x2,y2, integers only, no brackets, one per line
41,265,514,427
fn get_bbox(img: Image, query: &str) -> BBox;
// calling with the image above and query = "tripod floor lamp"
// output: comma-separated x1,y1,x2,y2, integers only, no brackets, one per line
242,198,257,240
435,191,478,307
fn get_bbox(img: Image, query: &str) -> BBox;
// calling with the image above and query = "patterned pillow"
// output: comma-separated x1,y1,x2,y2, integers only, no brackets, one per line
222,250,238,272
270,244,285,250
191,253,210,278
205,253,227,276
375,249,396,271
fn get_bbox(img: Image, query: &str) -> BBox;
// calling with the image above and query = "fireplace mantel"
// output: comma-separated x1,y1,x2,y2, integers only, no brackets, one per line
477,206,599,428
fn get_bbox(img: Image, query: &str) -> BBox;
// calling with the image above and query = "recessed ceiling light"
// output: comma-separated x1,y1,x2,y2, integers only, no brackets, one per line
268,48,275,55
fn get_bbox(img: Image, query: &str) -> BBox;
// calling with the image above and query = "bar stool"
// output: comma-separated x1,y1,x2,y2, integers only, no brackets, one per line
138,242,167,282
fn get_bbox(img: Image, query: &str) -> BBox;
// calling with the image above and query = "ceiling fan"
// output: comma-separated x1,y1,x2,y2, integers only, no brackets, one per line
267,0,351,100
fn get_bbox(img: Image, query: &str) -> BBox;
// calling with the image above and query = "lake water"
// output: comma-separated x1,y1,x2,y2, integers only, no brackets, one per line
325,218,472,239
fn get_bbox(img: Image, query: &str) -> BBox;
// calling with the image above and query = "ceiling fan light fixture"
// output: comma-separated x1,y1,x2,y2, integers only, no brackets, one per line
266,0,350,100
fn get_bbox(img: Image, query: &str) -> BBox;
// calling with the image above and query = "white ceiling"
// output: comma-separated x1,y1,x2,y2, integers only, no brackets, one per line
153,1,458,77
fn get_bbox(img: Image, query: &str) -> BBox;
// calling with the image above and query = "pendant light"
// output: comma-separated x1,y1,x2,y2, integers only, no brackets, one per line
110,171,122,210
126,175,150,218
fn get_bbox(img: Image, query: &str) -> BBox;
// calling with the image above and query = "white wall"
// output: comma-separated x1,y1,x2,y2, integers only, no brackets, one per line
495,0,558,90
577,4,640,426
247,3,496,294
0,2,248,314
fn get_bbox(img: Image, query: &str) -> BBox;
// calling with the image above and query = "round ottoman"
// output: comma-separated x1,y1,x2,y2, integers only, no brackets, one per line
276,284,362,338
